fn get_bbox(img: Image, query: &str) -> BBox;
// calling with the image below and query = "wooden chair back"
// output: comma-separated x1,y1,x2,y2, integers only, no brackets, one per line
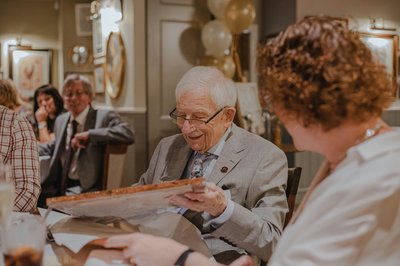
284,166,302,228
101,143,128,190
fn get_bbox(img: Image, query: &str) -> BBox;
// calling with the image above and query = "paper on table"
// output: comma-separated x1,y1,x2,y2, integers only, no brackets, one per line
38,209,211,258
38,208,134,254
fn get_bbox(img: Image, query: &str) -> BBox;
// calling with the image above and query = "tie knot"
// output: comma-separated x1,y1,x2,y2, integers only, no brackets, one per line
190,152,217,178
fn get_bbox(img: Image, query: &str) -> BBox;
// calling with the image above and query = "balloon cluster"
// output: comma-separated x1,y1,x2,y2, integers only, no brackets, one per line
200,0,256,80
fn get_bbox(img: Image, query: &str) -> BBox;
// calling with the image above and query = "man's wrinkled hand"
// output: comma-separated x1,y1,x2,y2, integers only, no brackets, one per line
71,131,90,150
169,182,227,216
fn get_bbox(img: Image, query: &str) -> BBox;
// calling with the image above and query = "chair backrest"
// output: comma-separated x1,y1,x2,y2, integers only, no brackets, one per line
284,166,302,228
101,143,128,190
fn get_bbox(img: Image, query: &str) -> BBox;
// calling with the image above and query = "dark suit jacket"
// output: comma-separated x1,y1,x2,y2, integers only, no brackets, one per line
139,124,288,261
39,107,134,199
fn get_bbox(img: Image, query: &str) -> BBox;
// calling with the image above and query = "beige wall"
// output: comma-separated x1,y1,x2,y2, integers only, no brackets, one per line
0,0,60,86
297,0,400,37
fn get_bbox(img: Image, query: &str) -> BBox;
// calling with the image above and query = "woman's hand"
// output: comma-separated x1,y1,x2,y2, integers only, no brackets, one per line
105,233,188,266
35,106,48,122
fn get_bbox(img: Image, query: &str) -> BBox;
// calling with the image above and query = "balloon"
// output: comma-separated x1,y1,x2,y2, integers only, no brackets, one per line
218,55,236,78
207,0,230,20
199,55,220,67
201,20,232,58
225,0,256,34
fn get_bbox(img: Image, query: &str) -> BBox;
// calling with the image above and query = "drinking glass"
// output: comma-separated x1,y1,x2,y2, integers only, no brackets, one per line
2,215,46,266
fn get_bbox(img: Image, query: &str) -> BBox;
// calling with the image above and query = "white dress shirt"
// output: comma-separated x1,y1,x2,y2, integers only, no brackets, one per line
269,130,400,266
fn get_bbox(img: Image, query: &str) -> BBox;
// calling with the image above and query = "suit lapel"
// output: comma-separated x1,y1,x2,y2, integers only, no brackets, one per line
161,136,193,181
53,113,71,157
208,124,245,185
84,107,97,131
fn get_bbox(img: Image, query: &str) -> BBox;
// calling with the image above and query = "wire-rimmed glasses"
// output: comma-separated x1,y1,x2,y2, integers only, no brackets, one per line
169,107,225,127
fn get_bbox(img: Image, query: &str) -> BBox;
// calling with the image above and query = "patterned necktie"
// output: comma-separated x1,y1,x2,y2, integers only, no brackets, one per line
190,152,216,178
61,120,78,194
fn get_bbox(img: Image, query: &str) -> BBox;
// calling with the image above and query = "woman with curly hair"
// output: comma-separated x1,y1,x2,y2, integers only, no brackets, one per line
257,15,399,266
96,16,400,266
33,84,66,143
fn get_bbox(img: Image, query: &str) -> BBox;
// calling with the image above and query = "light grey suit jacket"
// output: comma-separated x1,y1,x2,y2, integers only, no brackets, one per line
39,107,134,198
139,124,288,261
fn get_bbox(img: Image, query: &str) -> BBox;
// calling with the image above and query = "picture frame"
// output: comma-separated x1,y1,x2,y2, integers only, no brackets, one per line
75,3,92,37
93,57,105,94
105,32,125,99
359,32,399,96
92,17,105,58
9,45,52,98
235,82,265,135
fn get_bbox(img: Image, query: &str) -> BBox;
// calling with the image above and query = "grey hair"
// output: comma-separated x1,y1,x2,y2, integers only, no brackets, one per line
62,74,93,99
175,66,237,108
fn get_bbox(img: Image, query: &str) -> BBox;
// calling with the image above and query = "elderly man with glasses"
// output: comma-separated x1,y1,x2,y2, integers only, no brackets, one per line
138,66,288,264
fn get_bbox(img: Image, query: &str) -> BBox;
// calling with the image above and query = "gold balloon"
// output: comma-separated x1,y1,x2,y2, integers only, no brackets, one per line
218,55,236,79
199,55,220,67
224,0,256,34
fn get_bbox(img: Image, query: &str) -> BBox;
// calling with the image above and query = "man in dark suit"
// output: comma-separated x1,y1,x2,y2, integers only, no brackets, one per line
138,66,288,263
39,74,134,206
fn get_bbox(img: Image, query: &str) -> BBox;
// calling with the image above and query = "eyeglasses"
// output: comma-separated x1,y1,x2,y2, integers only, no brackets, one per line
169,107,225,127
63,91,86,98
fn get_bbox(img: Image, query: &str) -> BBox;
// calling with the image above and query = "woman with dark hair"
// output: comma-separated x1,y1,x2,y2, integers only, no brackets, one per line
33,84,66,143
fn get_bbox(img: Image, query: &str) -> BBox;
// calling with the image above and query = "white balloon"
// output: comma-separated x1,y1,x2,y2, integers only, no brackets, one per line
201,20,232,58
207,0,230,20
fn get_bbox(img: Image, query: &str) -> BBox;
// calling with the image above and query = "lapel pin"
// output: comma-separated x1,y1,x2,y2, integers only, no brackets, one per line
220,166,228,173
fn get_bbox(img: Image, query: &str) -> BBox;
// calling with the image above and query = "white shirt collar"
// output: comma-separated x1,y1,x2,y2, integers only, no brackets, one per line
70,105,90,126
342,130,400,166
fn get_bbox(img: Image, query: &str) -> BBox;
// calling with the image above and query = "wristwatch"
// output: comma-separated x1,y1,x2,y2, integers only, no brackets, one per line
38,122,47,129
174,248,194,266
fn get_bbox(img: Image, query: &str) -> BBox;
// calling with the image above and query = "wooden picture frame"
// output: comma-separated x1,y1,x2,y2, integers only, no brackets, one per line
105,32,125,99
9,45,52,98
359,32,399,96
93,57,105,94
235,82,265,135
75,3,92,36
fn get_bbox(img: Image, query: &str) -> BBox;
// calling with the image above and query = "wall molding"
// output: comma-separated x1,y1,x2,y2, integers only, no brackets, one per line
94,105,147,114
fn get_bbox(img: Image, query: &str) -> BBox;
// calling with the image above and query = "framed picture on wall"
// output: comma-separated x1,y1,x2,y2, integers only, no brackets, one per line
105,32,125,99
9,45,52,98
359,32,399,96
92,18,105,58
93,57,105,94
75,3,92,36
235,82,265,135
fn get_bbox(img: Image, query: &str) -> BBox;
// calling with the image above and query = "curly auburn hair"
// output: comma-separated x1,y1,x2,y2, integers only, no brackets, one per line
258,16,393,131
